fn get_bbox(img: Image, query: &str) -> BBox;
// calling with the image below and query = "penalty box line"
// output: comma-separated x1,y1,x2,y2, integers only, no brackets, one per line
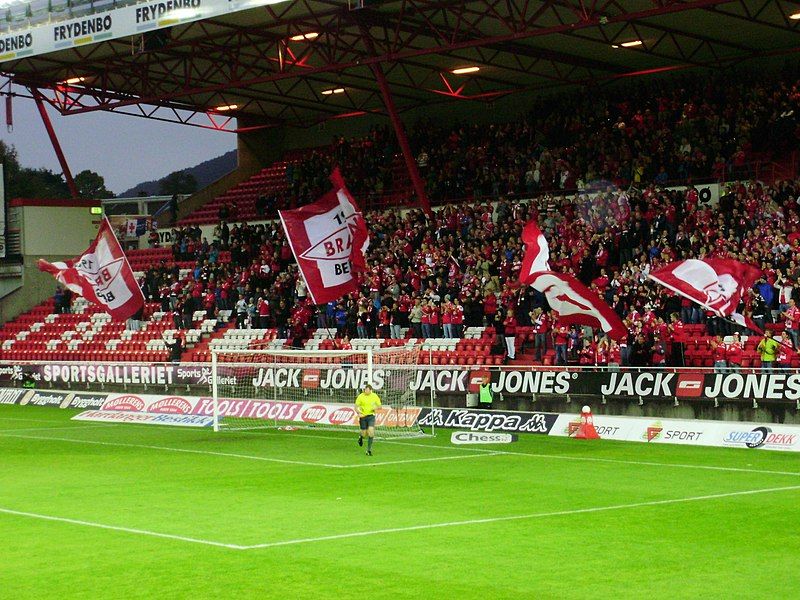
234,429,800,479
241,484,800,549
1,485,797,552
0,431,496,470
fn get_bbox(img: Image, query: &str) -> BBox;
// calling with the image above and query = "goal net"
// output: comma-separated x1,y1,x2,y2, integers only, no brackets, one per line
210,346,428,438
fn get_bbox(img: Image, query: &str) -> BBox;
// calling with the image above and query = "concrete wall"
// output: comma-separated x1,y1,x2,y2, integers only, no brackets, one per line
0,204,100,323
21,206,99,256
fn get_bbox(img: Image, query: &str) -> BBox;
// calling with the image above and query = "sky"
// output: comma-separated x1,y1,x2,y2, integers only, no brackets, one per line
0,98,237,196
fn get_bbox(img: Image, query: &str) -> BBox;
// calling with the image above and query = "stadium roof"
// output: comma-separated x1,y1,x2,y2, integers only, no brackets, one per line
1,0,799,132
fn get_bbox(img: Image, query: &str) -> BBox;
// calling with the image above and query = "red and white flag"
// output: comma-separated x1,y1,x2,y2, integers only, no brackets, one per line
529,271,627,340
519,220,550,284
37,216,144,321
648,259,761,316
729,312,763,334
279,169,370,304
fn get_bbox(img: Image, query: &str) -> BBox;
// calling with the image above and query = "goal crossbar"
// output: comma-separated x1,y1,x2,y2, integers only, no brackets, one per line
210,346,429,438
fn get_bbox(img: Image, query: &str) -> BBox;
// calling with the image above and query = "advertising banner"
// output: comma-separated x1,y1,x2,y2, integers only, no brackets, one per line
18,390,70,407
0,388,25,405
93,392,421,428
0,0,287,63
7,363,800,404
550,414,800,452
417,407,557,434
73,410,214,427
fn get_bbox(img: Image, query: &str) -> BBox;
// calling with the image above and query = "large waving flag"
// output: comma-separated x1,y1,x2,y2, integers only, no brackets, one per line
648,259,761,316
279,169,370,304
529,271,627,340
38,216,144,321
519,220,550,284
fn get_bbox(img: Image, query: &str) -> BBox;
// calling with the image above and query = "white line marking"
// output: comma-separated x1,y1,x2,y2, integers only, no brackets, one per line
2,485,797,551
381,439,800,478
0,424,114,434
342,452,503,469
3,419,799,478
230,428,800,478
0,507,245,550
0,416,68,423
0,432,346,469
242,484,800,549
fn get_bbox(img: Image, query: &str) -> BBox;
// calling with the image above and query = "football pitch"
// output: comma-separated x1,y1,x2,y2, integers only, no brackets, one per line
1,405,799,599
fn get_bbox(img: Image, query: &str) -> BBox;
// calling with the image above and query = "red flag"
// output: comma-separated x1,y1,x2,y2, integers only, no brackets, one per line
730,312,763,334
37,216,144,321
529,271,627,340
519,220,550,284
279,170,370,304
648,259,761,316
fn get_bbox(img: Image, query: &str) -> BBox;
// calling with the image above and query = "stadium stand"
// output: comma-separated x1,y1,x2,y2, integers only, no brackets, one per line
2,74,799,367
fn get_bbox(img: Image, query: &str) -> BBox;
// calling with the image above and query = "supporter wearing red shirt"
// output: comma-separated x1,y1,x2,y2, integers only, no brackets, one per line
257,296,270,329
530,308,549,362
607,339,622,369
726,333,743,371
398,292,412,328
553,319,569,366
451,299,464,338
578,339,596,366
503,309,518,360
421,302,432,339
483,293,498,324
711,336,727,373
651,337,667,366
378,306,390,339
429,302,441,338
784,299,800,349
441,300,454,338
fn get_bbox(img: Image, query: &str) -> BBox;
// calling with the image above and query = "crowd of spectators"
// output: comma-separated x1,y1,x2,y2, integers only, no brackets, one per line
133,69,800,366
206,70,800,223
135,173,800,366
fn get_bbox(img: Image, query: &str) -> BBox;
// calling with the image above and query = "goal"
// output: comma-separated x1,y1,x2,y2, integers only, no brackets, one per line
209,345,430,438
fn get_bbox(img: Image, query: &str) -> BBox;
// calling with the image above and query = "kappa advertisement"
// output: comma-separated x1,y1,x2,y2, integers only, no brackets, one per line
417,407,558,434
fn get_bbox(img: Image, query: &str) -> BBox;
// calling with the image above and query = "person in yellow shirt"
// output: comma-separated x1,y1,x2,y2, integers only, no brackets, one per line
355,384,381,456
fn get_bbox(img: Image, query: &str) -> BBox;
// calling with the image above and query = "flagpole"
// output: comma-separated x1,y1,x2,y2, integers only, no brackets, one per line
104,215,141,292
103,215,146,313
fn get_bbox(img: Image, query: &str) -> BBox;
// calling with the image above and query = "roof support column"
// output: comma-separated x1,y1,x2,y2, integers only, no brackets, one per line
32,88,79,200
358,23,431,215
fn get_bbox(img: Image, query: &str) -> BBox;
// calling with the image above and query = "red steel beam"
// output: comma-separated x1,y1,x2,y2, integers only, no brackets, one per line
32,88,79,200
15,0,738,116
359,20,431,215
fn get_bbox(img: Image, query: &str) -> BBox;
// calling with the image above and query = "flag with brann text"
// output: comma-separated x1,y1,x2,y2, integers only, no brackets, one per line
279,169,370,304
38,216,144,320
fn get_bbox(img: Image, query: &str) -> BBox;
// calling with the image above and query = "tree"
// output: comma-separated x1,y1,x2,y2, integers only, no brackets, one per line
0,141,70,198
13,168,70,199
158,170,197,196
74,169,113,199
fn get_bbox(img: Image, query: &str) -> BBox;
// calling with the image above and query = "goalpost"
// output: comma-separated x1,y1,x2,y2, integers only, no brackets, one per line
210,345,430,438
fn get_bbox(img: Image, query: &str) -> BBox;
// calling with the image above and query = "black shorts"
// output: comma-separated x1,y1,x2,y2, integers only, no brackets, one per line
359,415,376,429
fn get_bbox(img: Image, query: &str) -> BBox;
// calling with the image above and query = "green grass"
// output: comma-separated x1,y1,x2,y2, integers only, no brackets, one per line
1,405,799,599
